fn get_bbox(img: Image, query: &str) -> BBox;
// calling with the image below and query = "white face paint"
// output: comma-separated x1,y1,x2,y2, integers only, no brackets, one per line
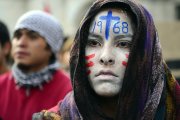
85,8,134,97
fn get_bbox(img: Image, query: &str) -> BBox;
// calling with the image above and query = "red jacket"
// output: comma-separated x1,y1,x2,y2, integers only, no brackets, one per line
0,70,72,120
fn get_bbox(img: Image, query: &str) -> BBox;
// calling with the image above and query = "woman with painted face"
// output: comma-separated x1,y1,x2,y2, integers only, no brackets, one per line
33,0,180,119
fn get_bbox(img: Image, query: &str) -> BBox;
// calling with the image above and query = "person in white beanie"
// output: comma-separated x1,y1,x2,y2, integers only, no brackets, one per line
0,10,72,120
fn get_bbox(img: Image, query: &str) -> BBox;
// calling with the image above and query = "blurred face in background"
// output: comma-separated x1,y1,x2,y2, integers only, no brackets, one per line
85,8,134,97
58,38,73,72
11,29,52,73
0,44,4,65
0,41,11,73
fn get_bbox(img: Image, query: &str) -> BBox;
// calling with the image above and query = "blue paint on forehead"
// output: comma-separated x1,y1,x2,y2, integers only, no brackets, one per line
99,10,120,40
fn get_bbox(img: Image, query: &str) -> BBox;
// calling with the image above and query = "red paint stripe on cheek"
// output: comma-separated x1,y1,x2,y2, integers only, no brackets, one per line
86,61,94,67
85,54,95,60
85,54,94,75
122,61,127,67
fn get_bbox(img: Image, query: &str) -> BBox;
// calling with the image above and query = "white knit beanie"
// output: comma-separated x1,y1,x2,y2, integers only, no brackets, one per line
14,10,64,54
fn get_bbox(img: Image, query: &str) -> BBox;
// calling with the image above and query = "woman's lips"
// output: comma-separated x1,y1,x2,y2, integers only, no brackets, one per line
95,70,118,77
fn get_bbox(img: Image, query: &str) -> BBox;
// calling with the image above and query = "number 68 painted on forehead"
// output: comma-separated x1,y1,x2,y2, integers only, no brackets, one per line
91,10,129,40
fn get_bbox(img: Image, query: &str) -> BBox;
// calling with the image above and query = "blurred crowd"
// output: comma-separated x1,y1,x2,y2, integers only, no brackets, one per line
0,11,72,120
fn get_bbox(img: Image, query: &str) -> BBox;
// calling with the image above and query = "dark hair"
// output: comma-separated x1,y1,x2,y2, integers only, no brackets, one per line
0,20,10,47
0,20,12,64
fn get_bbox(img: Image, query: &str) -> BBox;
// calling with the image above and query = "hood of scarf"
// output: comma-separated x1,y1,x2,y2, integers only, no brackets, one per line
60,91,83,120
12,61,60,96
69,0,180,119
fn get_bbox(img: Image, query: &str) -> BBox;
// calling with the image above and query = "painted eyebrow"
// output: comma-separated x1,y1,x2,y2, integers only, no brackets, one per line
114,34,133,41
88,33,103,41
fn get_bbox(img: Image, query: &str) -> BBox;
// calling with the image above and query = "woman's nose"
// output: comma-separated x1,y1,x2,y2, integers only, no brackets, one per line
99,48,115,66
99,58,115,65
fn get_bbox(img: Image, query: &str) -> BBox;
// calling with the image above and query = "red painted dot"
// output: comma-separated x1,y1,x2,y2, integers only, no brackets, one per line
122,61,127,67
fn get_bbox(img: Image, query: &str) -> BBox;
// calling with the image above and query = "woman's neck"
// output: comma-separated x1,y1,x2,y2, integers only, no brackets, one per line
98,96,119,119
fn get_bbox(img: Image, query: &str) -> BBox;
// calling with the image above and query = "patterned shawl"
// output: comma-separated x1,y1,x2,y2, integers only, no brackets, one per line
68,0,180,119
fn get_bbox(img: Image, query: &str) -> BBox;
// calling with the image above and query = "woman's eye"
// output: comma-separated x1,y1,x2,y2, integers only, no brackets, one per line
116,41,131,48
87,40,101,47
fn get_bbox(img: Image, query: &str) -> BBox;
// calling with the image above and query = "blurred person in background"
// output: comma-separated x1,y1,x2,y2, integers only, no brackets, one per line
58,36,73,74
0,20,11,75
33,0,180,119
0,11,72,120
